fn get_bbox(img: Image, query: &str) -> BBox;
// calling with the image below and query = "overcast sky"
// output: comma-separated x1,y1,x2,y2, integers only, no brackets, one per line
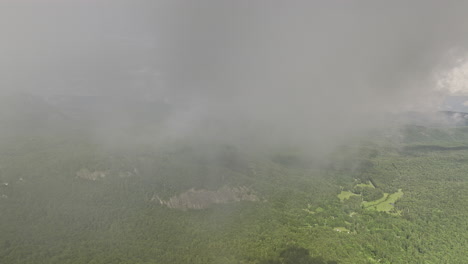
2,1,468,98
3,1,468,151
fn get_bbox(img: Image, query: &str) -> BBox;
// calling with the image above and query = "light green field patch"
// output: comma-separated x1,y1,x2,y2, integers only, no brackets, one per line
362,193,389,208
334,227,350,233
337,191,359,202
362,189,404,213
379,189,404,211
355,181,375,189
390,210,403,216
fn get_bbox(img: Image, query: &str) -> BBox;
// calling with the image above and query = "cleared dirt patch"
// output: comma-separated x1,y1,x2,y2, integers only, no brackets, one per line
153,186,259,210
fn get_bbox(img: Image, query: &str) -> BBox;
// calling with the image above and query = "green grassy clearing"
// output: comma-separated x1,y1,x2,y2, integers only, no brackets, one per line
363,189,404,212
337,190,359,201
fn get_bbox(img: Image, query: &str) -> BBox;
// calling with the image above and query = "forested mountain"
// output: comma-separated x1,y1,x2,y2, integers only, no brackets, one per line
0,95,467,263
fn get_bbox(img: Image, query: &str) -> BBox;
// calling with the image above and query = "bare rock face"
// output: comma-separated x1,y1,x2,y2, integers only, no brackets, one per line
76,168,138,181
153,186,259,210
76,168,107,181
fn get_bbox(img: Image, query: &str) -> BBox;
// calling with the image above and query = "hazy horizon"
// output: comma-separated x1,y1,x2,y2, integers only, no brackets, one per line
3,0,468,155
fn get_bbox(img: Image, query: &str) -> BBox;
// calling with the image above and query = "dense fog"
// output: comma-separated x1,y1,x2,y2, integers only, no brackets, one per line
2,0,468,154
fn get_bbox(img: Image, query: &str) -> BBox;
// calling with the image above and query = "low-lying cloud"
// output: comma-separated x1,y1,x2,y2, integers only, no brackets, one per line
2,0,468,155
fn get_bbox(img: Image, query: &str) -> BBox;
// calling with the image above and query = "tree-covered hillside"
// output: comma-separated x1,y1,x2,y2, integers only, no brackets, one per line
0,97,467,263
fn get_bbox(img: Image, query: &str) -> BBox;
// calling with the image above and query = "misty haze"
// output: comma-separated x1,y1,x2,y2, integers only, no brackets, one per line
1,1,467,263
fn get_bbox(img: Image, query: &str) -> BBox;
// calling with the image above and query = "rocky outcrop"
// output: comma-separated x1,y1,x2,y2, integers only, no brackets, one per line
153,186,259,210
76,168,138,181
76,168,107,181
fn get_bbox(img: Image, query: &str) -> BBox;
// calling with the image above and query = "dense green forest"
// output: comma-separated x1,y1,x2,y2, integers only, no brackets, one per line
0,112,467,263
4,0,468,263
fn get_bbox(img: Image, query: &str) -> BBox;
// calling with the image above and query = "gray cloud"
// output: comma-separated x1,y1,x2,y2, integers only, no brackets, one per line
2,0,468,155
